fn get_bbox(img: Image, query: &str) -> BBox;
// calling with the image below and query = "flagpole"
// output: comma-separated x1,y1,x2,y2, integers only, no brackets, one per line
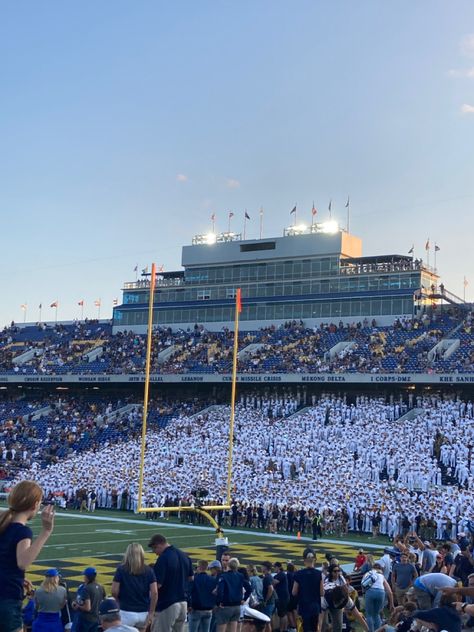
434,245,438,273
228,213,231,233
346,198,350,233
55,304,58,324
294,203,297,226
259,207,263,239
97,300,101,320
39,304,42,324
81,303,84,321
243,211,247,240
212,215,215,233
226,288,241,505
138,262,156,511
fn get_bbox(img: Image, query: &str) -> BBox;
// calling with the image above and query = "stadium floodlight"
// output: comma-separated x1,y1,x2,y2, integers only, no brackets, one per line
320,220,339,234
205,232,217,245
136,263,240,542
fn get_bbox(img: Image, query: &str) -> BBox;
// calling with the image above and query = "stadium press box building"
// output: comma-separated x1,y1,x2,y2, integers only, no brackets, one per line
113,225,439,333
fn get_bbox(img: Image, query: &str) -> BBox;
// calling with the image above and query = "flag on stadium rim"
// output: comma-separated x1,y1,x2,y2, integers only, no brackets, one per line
113,298,118,306
228,211,234,218
345,196,350,208
78,300,84,306
311,203,317,216
211,213,216,221
38,303,42,310
290,205,296,215
20,304,27,310
245,211,251,220
425,238,430,250
435,244,440,252
408,245,414,254
133,265,138,273
50,301,58,308
94,299,101,307
465,276,469,287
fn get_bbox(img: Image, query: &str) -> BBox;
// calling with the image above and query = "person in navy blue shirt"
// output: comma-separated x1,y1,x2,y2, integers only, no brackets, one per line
148,533,193,632
215,558,251,632
111,543,157,630
292,551,324,632
273,562,290,632
189,560,217,632
0,480,54,632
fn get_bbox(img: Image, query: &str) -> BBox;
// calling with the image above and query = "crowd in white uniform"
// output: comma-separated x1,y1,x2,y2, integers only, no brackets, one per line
13,393,474,537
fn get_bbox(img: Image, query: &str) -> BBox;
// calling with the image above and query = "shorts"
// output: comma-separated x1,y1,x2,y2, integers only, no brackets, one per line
288,596,298,611
0,599,23,632
261,602,276,619
214,606,241,625
276,600,289,617
120,610,148,627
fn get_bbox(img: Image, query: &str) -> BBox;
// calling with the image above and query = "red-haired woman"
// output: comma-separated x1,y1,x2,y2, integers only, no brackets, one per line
0,480,55,632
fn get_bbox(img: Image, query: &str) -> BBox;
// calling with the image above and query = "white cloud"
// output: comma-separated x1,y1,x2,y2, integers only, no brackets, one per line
176,174,188,182
461,34,474,57
226,178,240,189
461,103,474,114
448,67,474,78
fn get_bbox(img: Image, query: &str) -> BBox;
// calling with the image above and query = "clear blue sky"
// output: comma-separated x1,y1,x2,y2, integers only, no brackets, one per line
1,1,474,326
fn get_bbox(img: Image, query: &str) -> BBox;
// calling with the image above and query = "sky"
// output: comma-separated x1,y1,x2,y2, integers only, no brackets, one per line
1,1,474,327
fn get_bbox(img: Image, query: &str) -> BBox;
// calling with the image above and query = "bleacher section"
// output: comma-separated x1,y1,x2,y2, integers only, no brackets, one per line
1,311,474,376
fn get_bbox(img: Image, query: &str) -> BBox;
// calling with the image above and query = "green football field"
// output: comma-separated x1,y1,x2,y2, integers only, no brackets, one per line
25,508,384,595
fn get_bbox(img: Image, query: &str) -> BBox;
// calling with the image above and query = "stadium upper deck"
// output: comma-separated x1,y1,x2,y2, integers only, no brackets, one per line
113,224,443,332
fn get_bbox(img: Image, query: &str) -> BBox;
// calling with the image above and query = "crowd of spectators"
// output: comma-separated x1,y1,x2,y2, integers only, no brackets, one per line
1,311,473,375
9,393,474,542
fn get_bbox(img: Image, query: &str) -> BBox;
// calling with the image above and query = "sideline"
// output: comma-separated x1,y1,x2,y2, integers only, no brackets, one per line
50,510,383,550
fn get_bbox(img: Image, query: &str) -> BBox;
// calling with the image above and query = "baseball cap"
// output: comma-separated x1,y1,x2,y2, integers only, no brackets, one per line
45,568,59,577
99,598,120,617
208,560,222,569
83,567,97,577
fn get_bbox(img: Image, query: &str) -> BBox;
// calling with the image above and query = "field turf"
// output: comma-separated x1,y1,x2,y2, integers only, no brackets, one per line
25,509,384,594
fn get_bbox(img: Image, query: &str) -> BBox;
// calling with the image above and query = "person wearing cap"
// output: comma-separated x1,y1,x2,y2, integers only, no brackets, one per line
148,533,193,632
32,568,66,632
71,567,106,632
208,561,223,632
98,598,139,631
188,560,218,632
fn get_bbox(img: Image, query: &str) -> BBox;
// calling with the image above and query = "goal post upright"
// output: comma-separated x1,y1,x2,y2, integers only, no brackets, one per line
136,267,241,543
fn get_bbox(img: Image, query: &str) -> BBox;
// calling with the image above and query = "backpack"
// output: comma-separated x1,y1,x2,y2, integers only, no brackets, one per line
361,570,378,590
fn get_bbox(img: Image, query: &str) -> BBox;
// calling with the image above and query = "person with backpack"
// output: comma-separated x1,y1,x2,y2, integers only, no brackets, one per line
362,563,394,632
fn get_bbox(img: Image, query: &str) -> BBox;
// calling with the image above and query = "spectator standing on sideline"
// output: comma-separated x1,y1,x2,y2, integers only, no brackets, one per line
392,553,417,605
33,568,66,632
215,558,251,632
111,543,157,631
0,480,54,632
148,533,193,632
188,560,217,632
292,551,324,632
71,567,106,632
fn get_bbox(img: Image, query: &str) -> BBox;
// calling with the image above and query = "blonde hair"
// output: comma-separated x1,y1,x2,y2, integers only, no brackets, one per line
122,543,146,575
41,576,59,593
0,480,43,534
228,557,240,571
